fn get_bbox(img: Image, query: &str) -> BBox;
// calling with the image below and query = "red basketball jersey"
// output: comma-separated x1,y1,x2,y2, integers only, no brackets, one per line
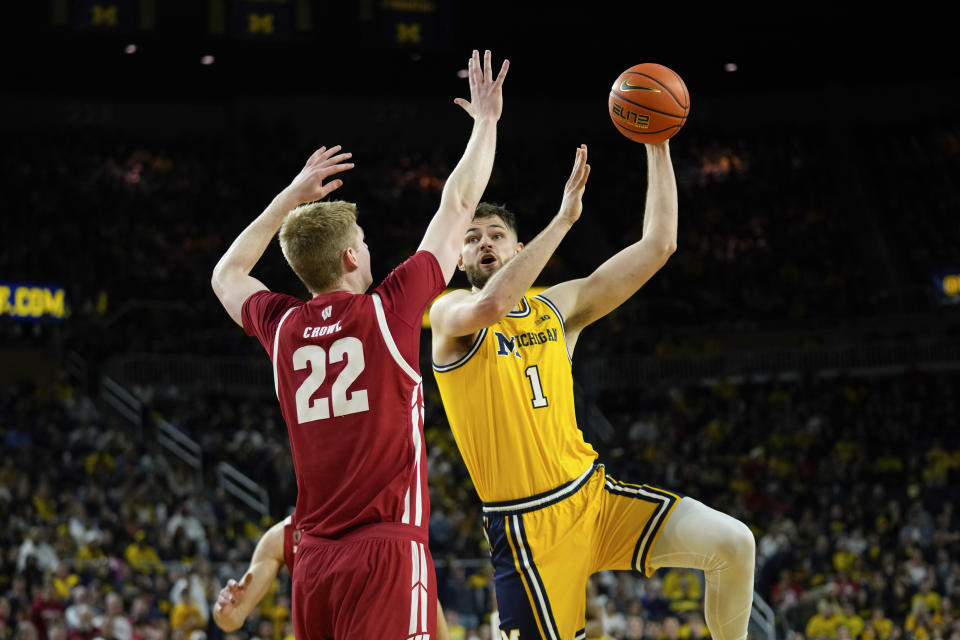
242,251,443,540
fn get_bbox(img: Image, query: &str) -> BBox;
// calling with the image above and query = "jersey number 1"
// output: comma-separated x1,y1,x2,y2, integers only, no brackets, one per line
525,365,549,409
292,338,369,423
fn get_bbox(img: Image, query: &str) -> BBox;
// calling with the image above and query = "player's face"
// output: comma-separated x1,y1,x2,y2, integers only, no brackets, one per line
355,224,373,291
459,215,521,289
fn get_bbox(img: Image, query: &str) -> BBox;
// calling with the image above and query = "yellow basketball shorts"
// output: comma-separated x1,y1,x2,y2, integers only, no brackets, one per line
482,464,682,640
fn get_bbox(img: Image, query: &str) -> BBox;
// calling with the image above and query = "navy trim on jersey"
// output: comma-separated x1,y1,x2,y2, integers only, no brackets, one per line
432,328,488,373
482,464,597,515
533,293,572,365
506,296,531,317
533,294,564,335
575,628,586,640
602,477,679,576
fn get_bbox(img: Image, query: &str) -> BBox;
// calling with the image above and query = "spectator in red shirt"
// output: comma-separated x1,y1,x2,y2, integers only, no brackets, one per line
31,584,64,640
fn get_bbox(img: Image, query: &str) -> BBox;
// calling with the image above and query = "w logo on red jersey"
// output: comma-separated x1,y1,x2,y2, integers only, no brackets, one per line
321,305,333,321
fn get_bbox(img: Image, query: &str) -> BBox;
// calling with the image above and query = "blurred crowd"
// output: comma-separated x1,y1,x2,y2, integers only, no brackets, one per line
3,365,958,639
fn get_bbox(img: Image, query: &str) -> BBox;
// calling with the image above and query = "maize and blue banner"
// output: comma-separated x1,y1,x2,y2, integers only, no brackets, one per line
0,283,69,320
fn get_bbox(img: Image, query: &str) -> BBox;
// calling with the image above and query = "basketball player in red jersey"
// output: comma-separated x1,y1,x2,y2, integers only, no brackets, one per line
211,515,450,639
211,49,508,639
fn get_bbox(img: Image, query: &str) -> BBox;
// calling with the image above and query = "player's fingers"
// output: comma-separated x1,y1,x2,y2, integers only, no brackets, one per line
320,179,345,198
567,149,588,187
306,147,327,165
483,50,493,83
570,146,584,174
469,53,481,88
239,573,253,589
453,98,473,114
226,579,238,589
319,145,343,160
493,59,510,88
324,152,352,166
322,162,354,178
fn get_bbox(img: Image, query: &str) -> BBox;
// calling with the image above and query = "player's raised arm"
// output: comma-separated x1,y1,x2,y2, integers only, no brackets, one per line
541,141,677,353
417,49,509,282
430,145,591,340
211,146,354,326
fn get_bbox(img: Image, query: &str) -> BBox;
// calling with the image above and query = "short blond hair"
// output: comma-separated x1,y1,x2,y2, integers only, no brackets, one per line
279,200,358,294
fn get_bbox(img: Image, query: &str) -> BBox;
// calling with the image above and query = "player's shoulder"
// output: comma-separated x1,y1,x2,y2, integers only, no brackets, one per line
243,289,303,315
428,288,473,316
387,250,442,277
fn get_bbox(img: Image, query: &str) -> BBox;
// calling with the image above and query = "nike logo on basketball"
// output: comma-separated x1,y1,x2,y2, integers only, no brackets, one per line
619,80,661,92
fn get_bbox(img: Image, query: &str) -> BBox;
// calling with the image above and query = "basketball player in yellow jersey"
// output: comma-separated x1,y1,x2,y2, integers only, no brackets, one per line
430,144,756,640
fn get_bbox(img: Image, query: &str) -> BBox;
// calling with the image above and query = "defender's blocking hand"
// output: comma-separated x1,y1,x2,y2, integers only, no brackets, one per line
283,145,355,207
454,49,509,122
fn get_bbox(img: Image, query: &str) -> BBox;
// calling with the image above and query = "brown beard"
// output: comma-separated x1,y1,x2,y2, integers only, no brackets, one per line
463,262,492,289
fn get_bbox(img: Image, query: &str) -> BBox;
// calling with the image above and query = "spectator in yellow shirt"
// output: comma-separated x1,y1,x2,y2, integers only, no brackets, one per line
841,601,865,638
169,592,204,637
124,531,165,575
663,568,703,614
52,562,80,600
910,578,941,615
806,600,844,639
861,606,893,640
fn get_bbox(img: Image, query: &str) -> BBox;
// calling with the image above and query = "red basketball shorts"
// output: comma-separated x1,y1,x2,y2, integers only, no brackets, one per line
291,523,436,640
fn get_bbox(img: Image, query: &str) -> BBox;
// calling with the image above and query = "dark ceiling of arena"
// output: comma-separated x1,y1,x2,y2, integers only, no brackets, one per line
5,2,954,102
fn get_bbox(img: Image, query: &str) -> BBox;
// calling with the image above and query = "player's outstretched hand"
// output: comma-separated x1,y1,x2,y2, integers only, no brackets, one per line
454,49,509,122
212,572,253,632
557,144,591,226
284,145,355,207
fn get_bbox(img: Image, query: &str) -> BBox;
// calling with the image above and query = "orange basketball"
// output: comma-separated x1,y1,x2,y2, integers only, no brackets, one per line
608,63,690,144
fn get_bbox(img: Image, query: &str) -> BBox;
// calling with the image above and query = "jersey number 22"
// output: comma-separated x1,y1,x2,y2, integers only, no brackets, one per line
292,338,369,423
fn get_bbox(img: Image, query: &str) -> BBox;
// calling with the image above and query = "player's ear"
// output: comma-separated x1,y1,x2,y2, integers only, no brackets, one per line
515,242,524,253
457,254,465,272
343,247,359,271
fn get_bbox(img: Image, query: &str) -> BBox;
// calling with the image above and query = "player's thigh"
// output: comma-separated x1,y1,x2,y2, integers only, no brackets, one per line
485,510,590,640
339,538,437,639
592,472,683,577
291,541,334,640
294,536,437,640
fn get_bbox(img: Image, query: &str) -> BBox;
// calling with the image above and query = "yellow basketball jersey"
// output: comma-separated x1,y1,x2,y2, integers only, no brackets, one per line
433,295,598,502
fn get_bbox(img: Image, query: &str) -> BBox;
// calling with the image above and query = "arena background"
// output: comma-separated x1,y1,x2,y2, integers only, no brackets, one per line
2,2,958,640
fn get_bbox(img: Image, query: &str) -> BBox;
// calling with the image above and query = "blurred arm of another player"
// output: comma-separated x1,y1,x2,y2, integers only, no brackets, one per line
539,141,677,356
212,519,287,632
211,146,355,326
212,518,451,640
430,145,591,339
417,49,509,282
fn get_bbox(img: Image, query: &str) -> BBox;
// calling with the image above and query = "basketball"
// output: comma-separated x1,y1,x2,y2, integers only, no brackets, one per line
608,63,690,144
